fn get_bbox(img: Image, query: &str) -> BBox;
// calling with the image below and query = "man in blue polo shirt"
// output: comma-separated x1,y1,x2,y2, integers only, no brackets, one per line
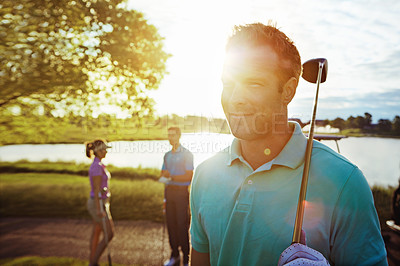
161,127,194,266
189,23,387,265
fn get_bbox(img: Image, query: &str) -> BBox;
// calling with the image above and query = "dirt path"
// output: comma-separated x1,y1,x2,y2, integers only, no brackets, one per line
0,217,171,266
1,217,399,266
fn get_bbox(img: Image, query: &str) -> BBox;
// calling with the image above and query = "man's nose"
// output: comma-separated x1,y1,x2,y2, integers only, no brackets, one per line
229,84,247,106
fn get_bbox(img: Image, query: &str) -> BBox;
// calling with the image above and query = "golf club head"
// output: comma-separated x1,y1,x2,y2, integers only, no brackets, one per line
302,58,328,83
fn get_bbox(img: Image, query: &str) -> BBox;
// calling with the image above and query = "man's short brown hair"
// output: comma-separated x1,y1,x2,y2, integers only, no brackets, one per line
168,126,181,137
226,22,302,89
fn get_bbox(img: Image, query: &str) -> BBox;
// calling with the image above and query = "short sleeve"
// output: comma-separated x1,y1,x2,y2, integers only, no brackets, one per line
185,151,194,171
330,167,387,265
190,170,209,253
161,154,167,170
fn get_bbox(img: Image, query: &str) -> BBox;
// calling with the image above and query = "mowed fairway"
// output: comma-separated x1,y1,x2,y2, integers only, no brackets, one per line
0,172,172,265
0,173,165,221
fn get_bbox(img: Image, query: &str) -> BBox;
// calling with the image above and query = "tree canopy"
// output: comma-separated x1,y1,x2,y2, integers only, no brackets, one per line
0,0,170,118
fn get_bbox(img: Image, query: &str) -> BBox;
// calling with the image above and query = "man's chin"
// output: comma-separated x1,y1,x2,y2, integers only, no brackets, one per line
230,129,262,141
228,121,270,140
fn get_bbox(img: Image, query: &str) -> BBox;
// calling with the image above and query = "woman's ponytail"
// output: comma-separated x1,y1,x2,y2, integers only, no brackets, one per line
85,142,94,158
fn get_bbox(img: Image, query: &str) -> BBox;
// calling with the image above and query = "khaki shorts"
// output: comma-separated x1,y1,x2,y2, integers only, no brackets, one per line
87,197,111,223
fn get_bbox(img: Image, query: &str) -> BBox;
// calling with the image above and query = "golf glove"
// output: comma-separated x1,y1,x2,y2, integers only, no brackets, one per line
158,176,171,184
278,243,330,266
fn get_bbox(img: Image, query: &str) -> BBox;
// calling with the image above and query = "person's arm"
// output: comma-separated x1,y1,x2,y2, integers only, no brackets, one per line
160,154,170,178
160,169,170,177
172,151,194,182
92,175,105,217
171,170,193,182
190,248,210,266
190,166,211,264
330,167,388,265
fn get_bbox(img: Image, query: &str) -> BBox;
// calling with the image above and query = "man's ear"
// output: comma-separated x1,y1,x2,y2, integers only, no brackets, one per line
282,77,297,104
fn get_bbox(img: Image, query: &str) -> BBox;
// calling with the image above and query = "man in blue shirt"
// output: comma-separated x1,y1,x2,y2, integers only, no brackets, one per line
189,23,387,265
161,127,194,266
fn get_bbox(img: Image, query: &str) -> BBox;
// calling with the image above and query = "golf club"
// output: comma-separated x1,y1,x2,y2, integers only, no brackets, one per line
161,197,166,265
99,191,112,266
292,58,328,243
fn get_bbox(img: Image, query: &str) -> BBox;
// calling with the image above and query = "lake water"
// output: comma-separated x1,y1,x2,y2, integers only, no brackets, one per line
0,133,399,187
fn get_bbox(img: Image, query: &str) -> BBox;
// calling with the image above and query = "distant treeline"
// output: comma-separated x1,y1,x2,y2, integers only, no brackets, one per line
307,112,400,137
0,111,399,145
0,110,230,145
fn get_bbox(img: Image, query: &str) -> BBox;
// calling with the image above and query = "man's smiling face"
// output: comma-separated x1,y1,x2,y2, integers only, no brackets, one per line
221,45,287,140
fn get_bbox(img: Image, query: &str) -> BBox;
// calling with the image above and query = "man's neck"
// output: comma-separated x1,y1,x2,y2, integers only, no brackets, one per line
172,143,180,152
240,123,294,170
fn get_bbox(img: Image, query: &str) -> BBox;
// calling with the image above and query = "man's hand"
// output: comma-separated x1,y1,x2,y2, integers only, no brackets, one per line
278,230,330,266
163,170,171,177
278,243,330,266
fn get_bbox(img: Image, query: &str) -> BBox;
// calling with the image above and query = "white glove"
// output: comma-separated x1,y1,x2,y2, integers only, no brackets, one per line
278,243,330,266
158,176,171,184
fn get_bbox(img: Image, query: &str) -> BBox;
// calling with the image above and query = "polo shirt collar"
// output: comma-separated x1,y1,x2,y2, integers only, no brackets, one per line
172,144,183,153
226,122,307,170
227,138,242,165
274,122,307,169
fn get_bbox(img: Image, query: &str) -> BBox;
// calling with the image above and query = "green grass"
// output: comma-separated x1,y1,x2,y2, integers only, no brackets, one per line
0,256,127,266
0,161,395,228
371,184,396,230
0,161,160,181
0,172,165,222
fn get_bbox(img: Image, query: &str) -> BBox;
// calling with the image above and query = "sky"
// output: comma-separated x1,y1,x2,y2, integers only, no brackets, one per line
127,0,400,123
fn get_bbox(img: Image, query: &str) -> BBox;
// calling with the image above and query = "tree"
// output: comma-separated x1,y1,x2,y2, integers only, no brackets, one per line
392,116,400,135
354,116,366,129
346,116,356,129
377,119,392,132
331,117,346,131
364,112,372,127
0,0,170,118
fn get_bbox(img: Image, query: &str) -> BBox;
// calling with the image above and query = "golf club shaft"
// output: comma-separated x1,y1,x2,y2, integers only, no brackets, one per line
292,62,324,243
161,197,166,265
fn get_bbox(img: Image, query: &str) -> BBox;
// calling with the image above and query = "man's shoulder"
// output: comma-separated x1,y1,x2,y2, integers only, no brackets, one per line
311,140,366,187
196,146,230,173
312,140,355,168
180,145,193,155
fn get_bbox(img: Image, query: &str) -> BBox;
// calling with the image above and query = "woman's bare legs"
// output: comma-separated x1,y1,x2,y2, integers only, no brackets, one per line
92,215,115,264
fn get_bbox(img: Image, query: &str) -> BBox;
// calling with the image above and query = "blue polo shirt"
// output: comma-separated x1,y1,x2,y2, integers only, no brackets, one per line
162,144,194,186
190,122,387,265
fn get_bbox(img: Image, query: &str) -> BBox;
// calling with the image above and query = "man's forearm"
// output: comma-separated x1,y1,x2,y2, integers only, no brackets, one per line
171,171,193,182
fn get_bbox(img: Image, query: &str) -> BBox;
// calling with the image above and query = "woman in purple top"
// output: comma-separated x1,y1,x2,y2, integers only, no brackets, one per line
85,139,114,266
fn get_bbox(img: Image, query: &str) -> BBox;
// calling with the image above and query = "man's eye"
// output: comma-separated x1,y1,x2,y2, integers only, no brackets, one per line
248,83,263,88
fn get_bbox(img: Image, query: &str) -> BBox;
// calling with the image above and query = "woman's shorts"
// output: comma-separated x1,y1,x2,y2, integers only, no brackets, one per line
87,197,111,223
